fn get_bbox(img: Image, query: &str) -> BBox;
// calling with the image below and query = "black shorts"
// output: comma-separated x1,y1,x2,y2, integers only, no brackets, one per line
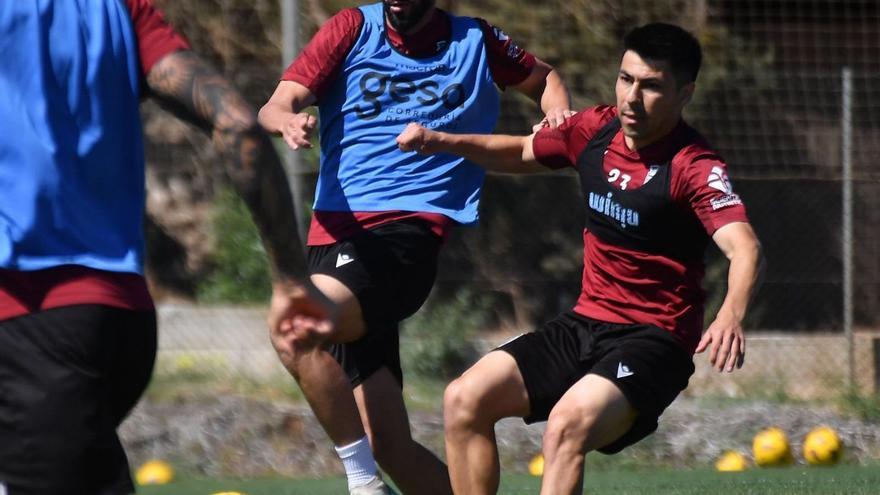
0,305,157,495
498,311,694,454
308,219,441,387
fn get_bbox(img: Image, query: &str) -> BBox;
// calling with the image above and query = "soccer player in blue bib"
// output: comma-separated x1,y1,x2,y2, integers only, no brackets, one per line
259,1,572,493
0,1,328,492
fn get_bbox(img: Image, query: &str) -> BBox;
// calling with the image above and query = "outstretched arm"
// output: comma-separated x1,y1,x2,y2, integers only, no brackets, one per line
144,50,332,326
696,222,765,372
396,123,547,174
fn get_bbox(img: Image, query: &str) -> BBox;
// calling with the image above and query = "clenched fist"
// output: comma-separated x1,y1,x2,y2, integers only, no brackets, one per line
396,122,437,154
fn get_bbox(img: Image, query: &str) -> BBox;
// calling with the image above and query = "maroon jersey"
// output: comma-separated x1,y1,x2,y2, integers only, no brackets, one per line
0,0,189,320
126,0,191,74
533,105,749,353
281,7,538,245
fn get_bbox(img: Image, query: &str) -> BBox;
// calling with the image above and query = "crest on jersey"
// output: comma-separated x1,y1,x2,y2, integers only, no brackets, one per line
644,165,660,185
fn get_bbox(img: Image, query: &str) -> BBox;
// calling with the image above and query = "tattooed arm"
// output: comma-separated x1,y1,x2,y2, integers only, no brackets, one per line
145,50,332,327
145,50,306,282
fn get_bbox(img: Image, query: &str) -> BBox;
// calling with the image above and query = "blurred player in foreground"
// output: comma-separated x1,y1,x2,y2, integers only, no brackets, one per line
0,1,328,493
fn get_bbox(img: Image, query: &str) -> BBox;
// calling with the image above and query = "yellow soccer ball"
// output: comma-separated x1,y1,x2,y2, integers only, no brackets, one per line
135,459,174,485
715,450,748,472
211,492,248,495
527,453,544,476
803,426,843,465
753,427,793,467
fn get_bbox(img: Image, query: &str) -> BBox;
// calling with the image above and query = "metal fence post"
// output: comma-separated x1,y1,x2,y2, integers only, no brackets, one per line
842,66,854,389
281,0,308,244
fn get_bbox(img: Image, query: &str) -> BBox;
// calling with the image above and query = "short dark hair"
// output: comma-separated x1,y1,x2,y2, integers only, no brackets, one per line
623,23,702,86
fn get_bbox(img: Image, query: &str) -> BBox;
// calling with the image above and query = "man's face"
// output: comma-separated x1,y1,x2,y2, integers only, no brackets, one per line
615,50,694,149
383,0,436,33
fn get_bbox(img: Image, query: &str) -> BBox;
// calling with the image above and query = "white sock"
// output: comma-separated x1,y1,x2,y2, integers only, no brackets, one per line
335,436,379,489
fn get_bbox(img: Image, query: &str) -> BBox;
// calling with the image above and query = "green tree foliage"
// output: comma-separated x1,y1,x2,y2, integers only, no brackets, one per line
401,289,486,379
197,188,272,303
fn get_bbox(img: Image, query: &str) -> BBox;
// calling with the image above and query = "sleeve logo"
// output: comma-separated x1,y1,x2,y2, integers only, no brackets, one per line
707,165,743,210
492,26,524,59
707,165,733,194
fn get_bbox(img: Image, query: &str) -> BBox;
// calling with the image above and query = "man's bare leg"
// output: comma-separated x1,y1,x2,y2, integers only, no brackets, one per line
443,351,530,495
539,374,637,495
354,368,452,495
275,274,390,492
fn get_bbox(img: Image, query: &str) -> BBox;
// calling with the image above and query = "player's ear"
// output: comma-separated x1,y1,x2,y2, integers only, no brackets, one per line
678,82,695,106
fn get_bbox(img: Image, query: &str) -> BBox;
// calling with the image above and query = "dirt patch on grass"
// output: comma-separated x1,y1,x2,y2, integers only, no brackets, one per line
120,395,880,478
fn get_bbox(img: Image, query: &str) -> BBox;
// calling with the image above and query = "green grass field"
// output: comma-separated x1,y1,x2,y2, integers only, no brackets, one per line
138,465,880,495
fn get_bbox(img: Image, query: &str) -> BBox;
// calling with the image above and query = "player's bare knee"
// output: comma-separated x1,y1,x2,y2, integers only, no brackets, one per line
544,410,595,455
443,377,480,430
271,330,329,377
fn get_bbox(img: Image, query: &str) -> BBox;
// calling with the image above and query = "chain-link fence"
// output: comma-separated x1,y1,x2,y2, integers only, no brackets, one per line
145,0,880,400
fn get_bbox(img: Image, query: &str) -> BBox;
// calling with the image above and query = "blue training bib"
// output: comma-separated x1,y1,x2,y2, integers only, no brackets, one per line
314,2,500,224
0,0,146,273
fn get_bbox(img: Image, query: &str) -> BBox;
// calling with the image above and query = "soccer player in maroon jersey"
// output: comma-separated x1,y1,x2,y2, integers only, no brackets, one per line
259,1,572,493
397,23,764,495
